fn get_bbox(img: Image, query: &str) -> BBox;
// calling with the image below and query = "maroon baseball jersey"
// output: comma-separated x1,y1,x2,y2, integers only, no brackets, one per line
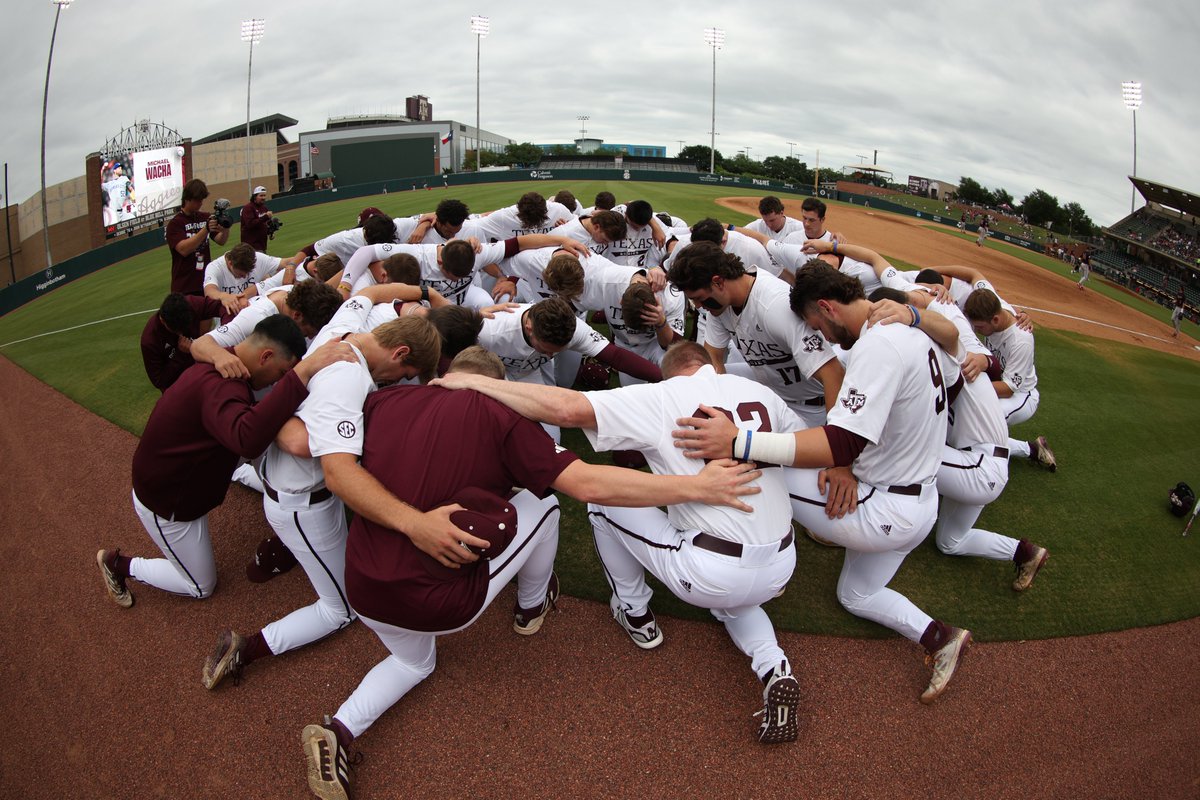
166,210,213,294
140,295,224,392
239,201,270,252
345,385,578,631
131,359,308,521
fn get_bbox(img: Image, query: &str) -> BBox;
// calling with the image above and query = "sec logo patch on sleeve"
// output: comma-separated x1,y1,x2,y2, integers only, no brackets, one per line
337,421,356,438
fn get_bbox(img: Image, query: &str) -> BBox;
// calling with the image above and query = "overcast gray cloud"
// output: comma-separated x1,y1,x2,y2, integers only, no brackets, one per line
1,0,1196,226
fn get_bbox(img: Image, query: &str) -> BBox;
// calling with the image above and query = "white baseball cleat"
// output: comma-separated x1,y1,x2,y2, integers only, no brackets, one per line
755,662,801,744
96,549,134,609
609,595,664,650
1013,545,1049,592
921,628,971,705
302,717,356,800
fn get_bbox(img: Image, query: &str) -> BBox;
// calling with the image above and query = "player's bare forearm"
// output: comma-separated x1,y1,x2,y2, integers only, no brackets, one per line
354,282,423,305
551,459,761,512
992,380,1015,399
932,263,984,284
703,342,728,373
322,452,487,567
733,225,769,247
212,227,230,246
432,372,596,428
673,405,836,468
815,358,844,409
867,300,960,357
275,417,312,457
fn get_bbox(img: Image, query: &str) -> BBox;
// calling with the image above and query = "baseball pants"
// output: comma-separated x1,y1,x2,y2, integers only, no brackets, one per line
333,490,560,738
615,337,667,388
999,388,1039,427
129,489,217,599
935,446,1018,560
588,504,795,678
786,470,938,643
261,493,354,656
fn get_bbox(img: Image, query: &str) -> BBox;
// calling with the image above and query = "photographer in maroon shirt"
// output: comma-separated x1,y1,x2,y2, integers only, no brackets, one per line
166,179,229,295
240,186,273,253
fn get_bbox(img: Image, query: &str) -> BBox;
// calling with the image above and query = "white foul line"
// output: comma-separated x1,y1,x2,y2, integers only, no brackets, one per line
1021,305,1174,344
0,308,156,349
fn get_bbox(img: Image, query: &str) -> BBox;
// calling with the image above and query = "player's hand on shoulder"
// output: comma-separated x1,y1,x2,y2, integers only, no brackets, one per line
430,372,485,392
801,239,831,255
961,352,989,382
219,294,240,316
818,466,858,519
867,298,915,328
490,279,517,302
673,404,739,460
697,458,762,512
926,283,952,303
409,504,490,568
1015,309,1034,332
829,231,847,244
295,339,357,383
646,267,667,293
466,236,483,253
480,301,520,319
212,348,251,380
557,237,589,258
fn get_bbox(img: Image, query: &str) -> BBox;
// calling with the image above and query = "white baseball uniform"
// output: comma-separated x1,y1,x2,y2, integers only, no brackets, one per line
467,201,574,241
343,241,510,308
979,322,1039,426
253,260,316,294
785,320,956,644
313,228,369,267
254,296,381,656
602,213,663,268
585,365,800,678
704,269,837,427
746,216,804,242
203,251,283,296
663,231,780,278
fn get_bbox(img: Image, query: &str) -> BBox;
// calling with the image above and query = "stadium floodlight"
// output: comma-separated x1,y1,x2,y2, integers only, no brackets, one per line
241,19,266,198
786,141,798,160
703,27,725,174
1122,81,1142,214
470,16,490,172
577,115,589,141
40,0,74,272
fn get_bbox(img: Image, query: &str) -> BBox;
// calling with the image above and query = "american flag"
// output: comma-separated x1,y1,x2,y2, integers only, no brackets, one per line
309,144,320,155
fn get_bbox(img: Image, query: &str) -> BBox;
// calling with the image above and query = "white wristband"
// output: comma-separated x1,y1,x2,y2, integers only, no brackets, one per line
732,429,797,466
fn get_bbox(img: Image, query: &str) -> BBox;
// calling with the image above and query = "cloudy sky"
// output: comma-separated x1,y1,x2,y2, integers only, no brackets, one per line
1,0,1195,226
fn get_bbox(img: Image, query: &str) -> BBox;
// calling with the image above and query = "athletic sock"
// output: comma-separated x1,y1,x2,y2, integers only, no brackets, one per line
625,609,655,628
1013,539,1034,564
242,631,272,665
112,552,132,580
330,717,355,750
1027,440,1040,460
920,620,951,655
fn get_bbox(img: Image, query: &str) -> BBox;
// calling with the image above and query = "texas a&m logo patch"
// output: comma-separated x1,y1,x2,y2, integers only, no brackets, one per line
841,388,867,414
802,334,824,352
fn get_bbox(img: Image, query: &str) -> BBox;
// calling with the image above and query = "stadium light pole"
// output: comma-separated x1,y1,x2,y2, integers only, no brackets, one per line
1122,80,1142,214
241,18,265,199
704,27,724,174
577,115,589,142
470,16,490,172
786,141,798,160
40,0,73,271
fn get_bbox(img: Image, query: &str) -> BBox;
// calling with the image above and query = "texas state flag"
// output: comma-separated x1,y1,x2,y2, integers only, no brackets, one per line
441,131,453,144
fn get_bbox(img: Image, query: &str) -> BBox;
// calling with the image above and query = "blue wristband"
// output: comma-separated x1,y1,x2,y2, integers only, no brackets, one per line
908,304,921,327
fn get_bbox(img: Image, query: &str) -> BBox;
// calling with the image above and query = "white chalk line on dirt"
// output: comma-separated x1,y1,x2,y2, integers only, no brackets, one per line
1022,305,1176,344
0,308,156,349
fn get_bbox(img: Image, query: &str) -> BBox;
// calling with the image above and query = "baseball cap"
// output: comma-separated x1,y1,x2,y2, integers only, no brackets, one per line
245,534,299,583
357,206,387,227
253,185,267,195
449,488,518,559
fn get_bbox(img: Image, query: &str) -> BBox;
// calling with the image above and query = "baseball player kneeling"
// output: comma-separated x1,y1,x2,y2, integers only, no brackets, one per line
675,265,973,705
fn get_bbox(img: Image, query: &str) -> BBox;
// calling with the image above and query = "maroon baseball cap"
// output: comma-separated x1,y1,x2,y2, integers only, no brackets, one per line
357,206,388,227
449,488,518,559
245,534,299,583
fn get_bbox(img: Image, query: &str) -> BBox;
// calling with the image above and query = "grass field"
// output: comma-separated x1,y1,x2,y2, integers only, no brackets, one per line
2,180,1198,642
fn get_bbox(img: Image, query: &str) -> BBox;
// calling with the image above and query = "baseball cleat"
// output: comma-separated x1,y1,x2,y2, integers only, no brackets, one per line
755,662,801,744
1013,546,1049,592
302,716,356,800
202,630,247,690
921,628,971,705
1033,436,1057,472
96,549,134,609
609,595,664,650
513,572,560,635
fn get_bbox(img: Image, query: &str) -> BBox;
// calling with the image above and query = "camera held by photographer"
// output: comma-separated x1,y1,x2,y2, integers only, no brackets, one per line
240,185,283,253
